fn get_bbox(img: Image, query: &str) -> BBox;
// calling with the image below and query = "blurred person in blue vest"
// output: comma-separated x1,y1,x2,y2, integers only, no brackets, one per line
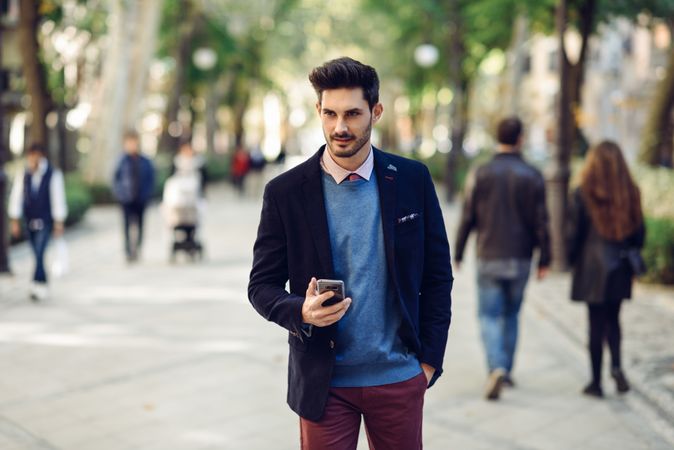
8,143,68,301
113,130,155,263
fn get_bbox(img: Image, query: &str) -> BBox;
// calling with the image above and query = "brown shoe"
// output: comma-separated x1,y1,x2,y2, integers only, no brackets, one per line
485,368,506,401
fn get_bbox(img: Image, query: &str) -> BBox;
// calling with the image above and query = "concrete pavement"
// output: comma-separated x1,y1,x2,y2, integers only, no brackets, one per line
1,182,673,450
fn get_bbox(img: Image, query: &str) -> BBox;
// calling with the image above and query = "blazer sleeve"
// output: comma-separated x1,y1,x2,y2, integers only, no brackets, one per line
419,166,453,386
248,184,306,336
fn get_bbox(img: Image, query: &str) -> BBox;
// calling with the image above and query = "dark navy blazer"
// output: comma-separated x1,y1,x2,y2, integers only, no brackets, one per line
248,146,453,421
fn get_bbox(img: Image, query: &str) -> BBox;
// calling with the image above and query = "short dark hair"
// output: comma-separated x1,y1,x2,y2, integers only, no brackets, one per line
123,129,139,141
309,57,380,109
27,143,46,154
178,135,192,148
496,117,523,146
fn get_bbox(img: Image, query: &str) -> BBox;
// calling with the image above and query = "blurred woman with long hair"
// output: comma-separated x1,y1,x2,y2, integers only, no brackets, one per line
567,140,645,398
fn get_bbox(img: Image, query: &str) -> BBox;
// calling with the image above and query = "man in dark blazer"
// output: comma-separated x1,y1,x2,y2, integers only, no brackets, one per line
248,57,453,449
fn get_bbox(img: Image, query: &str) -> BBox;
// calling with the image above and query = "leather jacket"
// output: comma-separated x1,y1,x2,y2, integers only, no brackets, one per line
455,152,551,268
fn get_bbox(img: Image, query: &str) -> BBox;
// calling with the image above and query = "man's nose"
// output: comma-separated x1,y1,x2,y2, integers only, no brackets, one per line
335,117,348,133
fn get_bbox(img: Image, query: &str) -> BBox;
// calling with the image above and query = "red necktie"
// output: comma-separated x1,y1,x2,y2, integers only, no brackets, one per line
346,173,362,182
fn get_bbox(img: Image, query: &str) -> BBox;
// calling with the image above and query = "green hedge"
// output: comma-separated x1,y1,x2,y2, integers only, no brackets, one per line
642,217,674,284
205,154,231,181
633,165,674,284
64,174,93,226
88,182,116,204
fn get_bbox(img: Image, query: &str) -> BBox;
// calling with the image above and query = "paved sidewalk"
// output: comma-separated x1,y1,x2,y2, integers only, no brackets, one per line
1,183,673,450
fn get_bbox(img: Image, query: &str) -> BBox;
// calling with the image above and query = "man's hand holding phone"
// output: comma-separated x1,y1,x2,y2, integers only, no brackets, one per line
302,277,351,327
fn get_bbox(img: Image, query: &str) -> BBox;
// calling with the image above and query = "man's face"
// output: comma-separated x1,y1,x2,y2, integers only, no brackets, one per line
317,88,382,161
26,152,41,172
124,137,139,155
179,144,194,157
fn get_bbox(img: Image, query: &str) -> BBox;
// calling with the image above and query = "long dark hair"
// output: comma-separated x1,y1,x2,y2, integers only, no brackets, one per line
579,140,643,241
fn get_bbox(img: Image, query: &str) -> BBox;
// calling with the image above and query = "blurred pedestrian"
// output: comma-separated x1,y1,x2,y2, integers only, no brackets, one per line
163,137,206,260
455,117,551,401
567,140,645,398
170,137,207,194
248,57,453,449
112,130,155,263
8,143,68,301
230,144,250,195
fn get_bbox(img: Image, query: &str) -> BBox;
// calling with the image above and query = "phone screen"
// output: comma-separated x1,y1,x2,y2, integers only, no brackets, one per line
317,279,345,307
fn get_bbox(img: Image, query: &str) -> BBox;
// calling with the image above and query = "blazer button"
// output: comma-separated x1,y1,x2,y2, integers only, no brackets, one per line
329,340,335,349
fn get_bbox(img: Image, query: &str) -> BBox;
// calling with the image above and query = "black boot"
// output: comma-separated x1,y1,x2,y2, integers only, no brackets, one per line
583,382,604,398
611,368,630,394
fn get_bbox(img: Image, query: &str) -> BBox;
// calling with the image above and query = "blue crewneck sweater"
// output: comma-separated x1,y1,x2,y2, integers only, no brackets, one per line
322,171,421,387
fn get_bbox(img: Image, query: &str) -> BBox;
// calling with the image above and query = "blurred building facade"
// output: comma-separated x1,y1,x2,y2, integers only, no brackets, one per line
519,18,671,163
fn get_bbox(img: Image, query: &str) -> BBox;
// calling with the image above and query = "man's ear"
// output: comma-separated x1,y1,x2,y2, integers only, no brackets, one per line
372,103,384,124
315,101,322,116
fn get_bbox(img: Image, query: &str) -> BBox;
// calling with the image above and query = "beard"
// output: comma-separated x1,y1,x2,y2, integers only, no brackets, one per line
325,121,372,159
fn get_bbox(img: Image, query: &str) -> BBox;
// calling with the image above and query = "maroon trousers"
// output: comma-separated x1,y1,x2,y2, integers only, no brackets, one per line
300,372,427,450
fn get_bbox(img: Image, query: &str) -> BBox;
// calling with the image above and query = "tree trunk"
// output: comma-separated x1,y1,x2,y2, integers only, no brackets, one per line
17,0,51,147
0,22,10,272
640,43,674,167
233,89,251,148
123,0,161,129
567,0,595,156
56,105,68,171
0,168,9,273
84,0,135,184
158,2,197,154
445,0,468,202
546,0,573,272
206,72,235,154
504,14,529,115
84,0,159,184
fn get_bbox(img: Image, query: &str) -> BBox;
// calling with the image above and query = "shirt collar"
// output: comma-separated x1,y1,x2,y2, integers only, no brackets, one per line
39,158,48,173
321,146,374,184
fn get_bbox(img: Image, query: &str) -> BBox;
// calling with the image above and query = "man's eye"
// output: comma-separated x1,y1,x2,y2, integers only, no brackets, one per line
323,111,336,116
347,111,360,116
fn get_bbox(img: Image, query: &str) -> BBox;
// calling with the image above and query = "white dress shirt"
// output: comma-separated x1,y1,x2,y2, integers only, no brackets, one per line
321,146,374,183
8,158,68,223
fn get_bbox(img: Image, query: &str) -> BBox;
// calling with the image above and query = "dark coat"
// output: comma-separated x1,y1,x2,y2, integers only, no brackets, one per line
455,153,551,267
247,146,453,421
113,154,155,205
567,188,645,304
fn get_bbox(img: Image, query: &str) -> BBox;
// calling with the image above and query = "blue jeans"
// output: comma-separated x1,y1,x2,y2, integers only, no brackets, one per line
477,269,530,374
28,225,52,283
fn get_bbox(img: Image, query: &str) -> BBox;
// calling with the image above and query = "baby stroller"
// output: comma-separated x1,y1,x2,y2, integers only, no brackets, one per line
162,172,204,262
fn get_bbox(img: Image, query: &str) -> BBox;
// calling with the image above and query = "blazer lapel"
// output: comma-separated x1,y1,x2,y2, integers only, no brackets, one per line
301,147,335,278
373,148,397,276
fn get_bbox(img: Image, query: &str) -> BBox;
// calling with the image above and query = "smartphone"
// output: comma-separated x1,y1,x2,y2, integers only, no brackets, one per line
316,279,345,307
